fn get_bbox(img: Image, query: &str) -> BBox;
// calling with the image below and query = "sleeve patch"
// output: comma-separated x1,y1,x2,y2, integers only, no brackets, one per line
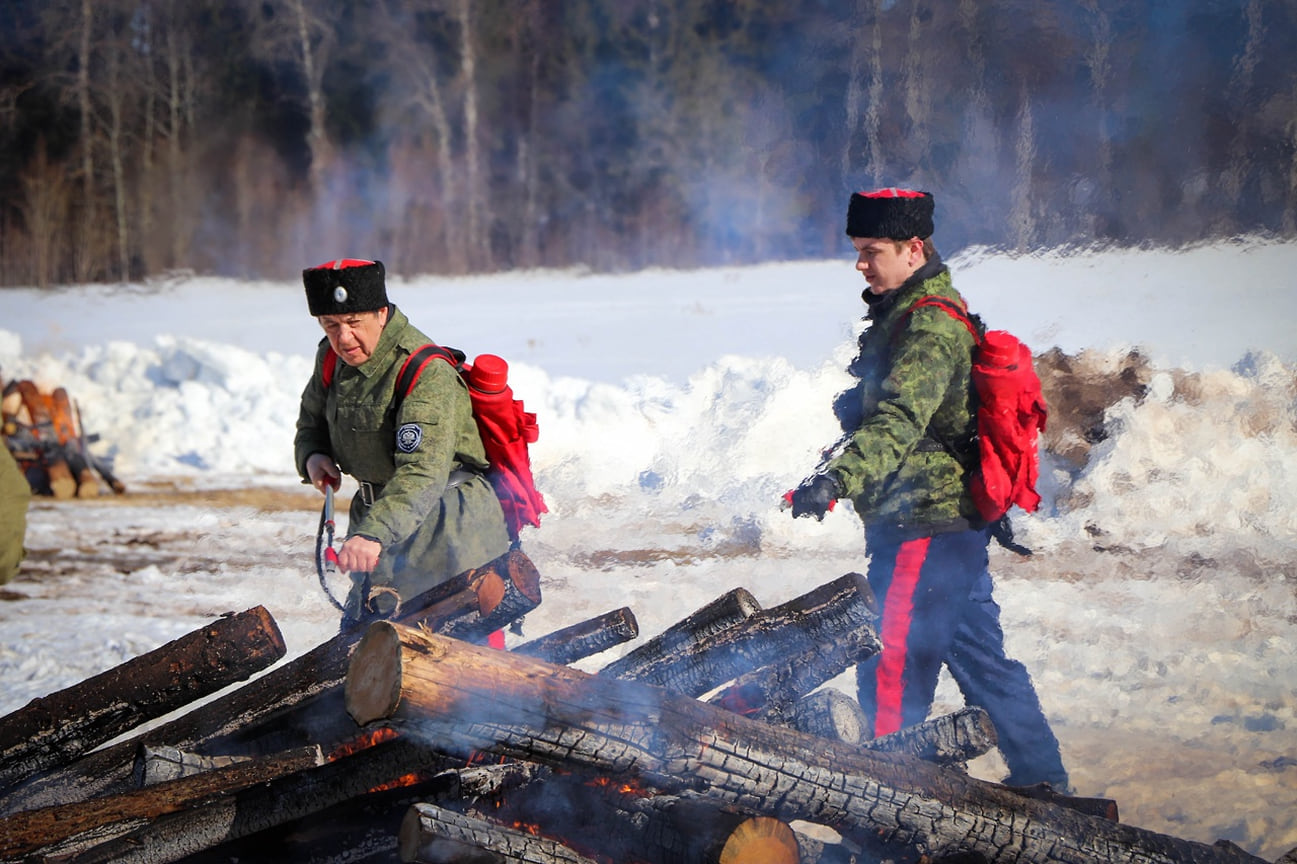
396,422,423,453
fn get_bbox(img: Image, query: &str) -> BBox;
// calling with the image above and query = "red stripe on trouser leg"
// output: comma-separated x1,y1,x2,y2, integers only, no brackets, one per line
873,536,932,736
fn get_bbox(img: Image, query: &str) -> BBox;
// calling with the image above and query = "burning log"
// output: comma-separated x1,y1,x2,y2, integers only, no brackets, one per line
0,606,285,796
423,761,551,805
346,623,1271,864
400,802,599,864
0,550,539,816
39,734,450,864
602,574,874,699
0,745,322,859
707,617,879,722
863,705,999,766
135,746,254,786
783,688,870,745
597,587,761,680
512,607,639,666
492,776,803,864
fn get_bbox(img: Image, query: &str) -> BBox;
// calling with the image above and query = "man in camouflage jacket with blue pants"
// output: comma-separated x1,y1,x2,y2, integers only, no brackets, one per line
295,259,511,626
788,190,1069,790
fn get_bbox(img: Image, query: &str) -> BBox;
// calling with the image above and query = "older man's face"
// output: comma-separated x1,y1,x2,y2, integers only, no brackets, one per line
318,307,389,366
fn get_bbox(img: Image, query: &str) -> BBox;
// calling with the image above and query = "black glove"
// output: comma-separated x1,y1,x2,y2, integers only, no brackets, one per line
789,473,841,521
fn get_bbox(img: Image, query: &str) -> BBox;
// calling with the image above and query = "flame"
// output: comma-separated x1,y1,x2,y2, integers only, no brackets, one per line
588,773,650,797
326,726,399,761
368,771,425,793
510,820,543,837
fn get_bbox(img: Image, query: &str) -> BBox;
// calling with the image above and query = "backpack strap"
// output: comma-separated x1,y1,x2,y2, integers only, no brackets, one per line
907,295,981,343
321,347,339,389
394,344,465,411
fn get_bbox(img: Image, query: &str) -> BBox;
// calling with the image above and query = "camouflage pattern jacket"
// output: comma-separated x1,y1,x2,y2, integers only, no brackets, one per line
295,306,510,603
0,444,29,584
825,256,983,540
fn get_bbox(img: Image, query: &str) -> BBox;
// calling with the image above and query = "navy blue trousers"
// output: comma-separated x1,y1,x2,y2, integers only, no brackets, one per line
855,526,1069,788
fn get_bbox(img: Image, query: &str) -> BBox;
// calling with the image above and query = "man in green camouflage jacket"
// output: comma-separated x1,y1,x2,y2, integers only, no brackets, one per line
787,190,1069,791
295,258,510,626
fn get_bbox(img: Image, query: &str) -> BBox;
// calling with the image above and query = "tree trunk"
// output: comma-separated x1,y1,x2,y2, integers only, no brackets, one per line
346,625,1270,864
0,606,285,795
598,587,761,681
512,607,638,666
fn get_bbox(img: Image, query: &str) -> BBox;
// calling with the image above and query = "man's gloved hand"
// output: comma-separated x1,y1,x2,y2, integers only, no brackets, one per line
786,473,842,521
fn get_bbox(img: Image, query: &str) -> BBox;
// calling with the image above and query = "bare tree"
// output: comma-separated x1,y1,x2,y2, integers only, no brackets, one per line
1217,0,1264,232
901,0,930,181
76,0,96,281
17,142,72,288
455,0,490,270
1009,81,1037,251
373,0,465,272
248,0,337,197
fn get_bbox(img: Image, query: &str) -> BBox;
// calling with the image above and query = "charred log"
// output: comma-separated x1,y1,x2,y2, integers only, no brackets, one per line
400,802,597,863
863,706,999,766
423,761,552,805
0,745,322,859
614,573,875,698
0,606,285,795
346,623,1269,864
597,587,761,680
0,551,538,816
512,607,639,666
494,776,802,864
435,549,543,644
708,619,879,722
1002,782,1120,823
784,688,870,745
40,735,450,864
135,745,254,786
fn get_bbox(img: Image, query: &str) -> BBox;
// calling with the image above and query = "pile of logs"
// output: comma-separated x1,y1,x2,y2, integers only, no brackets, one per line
1,550,1291,864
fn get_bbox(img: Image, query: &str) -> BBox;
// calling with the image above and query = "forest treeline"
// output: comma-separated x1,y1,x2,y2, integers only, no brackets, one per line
1,0,1295,286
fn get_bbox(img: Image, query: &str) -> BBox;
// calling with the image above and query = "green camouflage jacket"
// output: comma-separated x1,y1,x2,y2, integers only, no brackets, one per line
0,444,29,584
825,258,982,538
295,306,510,607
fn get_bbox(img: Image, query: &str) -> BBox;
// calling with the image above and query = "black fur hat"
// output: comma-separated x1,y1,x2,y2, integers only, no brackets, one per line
303,258,388,316
845,188,935,240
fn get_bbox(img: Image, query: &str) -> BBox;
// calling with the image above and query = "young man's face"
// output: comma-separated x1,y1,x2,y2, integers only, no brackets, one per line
318,307,389,366
852,236,925,293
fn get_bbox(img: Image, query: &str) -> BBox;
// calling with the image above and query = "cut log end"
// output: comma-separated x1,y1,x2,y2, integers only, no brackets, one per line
345,621,406,727
718,815,800,864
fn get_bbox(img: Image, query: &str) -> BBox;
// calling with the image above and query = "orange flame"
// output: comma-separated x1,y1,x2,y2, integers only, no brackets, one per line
326,726,399,761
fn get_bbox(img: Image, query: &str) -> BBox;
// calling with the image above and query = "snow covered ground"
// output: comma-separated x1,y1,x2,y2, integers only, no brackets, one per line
2,237,1296,859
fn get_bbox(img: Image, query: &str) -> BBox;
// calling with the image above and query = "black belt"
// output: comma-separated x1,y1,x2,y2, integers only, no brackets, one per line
357,468,478,507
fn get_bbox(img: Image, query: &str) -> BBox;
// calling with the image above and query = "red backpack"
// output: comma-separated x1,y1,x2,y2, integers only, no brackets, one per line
906,296,1047,523
322,344,546,542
